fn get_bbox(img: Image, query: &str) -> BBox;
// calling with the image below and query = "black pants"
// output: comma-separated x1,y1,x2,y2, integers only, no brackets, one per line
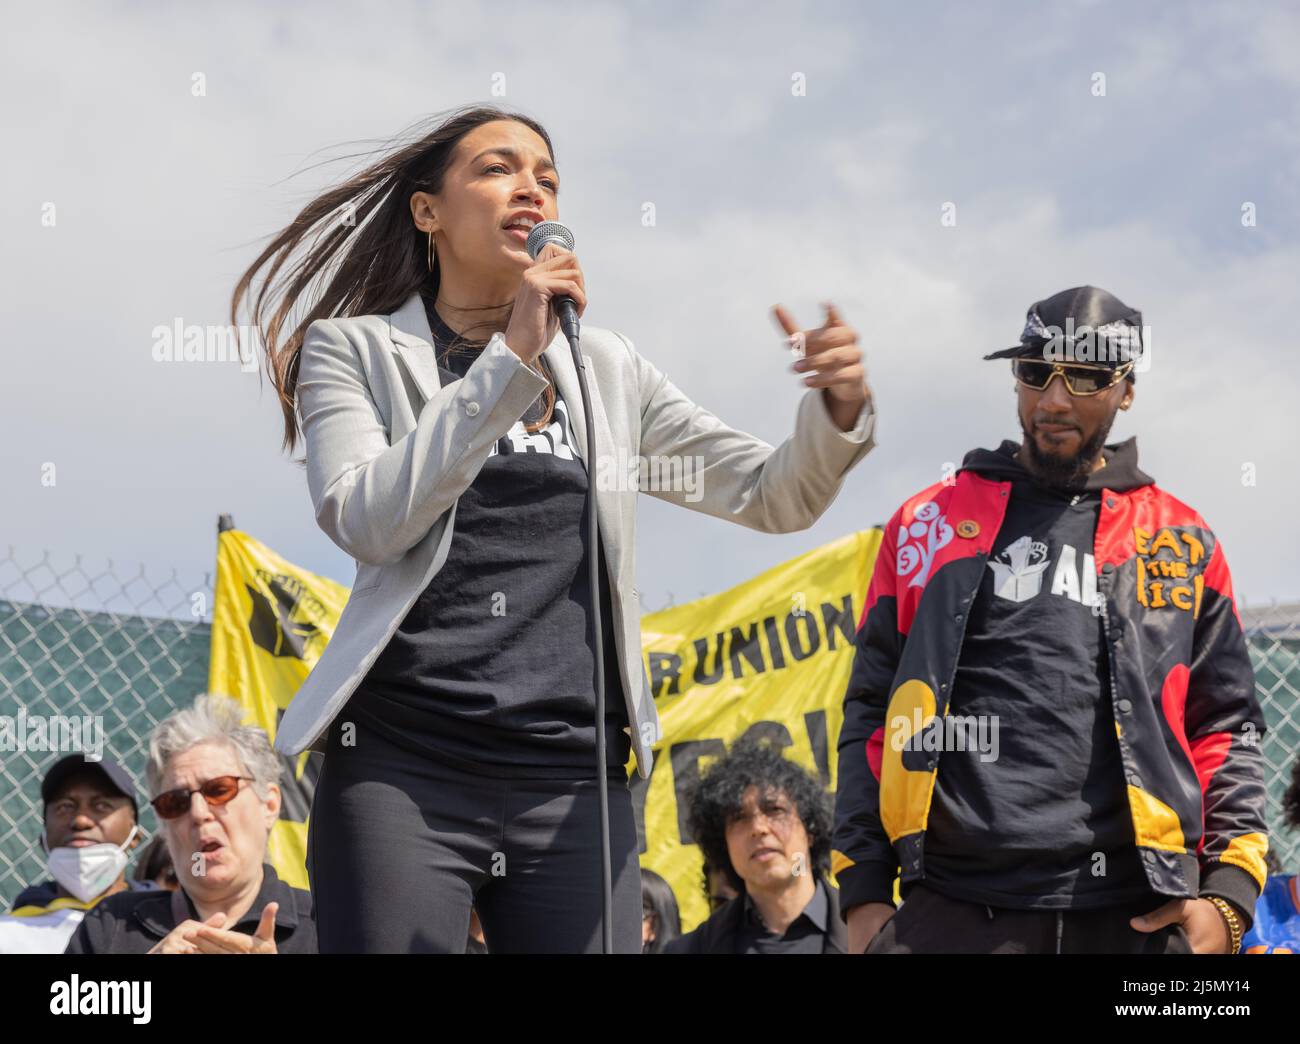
307,712,642,954
865,882,1194,954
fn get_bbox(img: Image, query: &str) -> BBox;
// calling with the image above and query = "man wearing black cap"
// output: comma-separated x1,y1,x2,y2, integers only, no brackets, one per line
0,754,152,953
833,286,1269,954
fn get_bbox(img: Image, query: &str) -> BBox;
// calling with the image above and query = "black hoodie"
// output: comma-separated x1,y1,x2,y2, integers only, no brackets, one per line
958,435,1155,495
919,437,1161,910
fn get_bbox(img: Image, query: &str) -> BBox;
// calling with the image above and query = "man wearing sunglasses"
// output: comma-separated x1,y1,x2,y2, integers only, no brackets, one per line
834,285,1268,954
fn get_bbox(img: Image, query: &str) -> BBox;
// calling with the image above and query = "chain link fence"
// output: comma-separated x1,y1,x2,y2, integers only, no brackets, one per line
0,547,213,905
2,544,1298,906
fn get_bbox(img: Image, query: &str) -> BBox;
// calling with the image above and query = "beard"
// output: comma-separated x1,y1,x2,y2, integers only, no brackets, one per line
1020,411,1116,489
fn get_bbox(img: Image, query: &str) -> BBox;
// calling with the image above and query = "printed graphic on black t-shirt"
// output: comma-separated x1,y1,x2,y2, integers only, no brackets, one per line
921,478,1151,910
484,394,578,460
350,302,630,779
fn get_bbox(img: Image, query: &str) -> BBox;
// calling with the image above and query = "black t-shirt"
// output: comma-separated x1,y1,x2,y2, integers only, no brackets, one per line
921,466,1151,910
347,294,630,779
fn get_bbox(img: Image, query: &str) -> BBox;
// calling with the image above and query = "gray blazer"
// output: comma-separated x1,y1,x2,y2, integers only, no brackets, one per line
273,289,877,777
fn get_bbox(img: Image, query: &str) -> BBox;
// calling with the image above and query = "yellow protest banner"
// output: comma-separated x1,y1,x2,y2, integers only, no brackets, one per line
637,529,882,931
206,518,349,890
205,518,880,913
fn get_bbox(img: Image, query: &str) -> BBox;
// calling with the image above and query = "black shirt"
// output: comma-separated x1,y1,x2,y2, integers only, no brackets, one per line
350,292,630,779
63,863,316,954
921,443,1152,910
736,876,833,954
661,877,848,954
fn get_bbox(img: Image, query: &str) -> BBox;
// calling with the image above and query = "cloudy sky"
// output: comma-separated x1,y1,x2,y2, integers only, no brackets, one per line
3,0,1298,615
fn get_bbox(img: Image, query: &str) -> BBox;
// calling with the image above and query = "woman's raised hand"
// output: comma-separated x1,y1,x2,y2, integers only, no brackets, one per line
773,302,872,431
503,242,587,364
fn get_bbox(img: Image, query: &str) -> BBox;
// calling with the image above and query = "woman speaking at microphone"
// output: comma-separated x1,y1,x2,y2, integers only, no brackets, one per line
233,106,877,954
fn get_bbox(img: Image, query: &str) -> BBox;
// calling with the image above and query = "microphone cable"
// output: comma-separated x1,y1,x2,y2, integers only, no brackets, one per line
526,220,614,954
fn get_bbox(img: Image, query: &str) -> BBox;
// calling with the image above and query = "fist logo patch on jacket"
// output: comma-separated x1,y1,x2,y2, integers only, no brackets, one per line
987,535,1050,603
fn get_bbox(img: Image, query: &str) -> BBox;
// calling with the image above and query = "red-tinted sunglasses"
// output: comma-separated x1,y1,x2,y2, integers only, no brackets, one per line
150,775,253,820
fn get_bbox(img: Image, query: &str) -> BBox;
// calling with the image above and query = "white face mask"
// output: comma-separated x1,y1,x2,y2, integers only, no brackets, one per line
45,825,140,904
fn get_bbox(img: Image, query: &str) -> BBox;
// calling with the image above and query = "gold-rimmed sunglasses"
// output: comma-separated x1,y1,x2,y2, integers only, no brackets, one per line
1012,359,1133,397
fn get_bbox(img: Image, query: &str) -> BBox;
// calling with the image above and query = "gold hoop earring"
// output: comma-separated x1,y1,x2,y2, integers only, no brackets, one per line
427,229,437,273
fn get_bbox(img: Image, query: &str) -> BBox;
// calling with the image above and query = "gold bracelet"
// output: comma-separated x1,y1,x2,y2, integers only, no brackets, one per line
1206,896,1243,955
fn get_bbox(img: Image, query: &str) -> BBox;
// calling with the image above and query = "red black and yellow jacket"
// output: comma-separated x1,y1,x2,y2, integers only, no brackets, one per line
833,438,1269,920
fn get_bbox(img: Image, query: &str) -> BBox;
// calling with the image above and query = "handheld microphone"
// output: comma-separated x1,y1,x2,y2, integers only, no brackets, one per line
525,221,581,345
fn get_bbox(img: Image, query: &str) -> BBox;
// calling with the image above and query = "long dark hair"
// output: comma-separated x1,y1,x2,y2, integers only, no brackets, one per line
640,868,682,954
230,105,557,459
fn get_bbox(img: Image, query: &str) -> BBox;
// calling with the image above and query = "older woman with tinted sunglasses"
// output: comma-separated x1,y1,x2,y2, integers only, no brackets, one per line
65,695,316,954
